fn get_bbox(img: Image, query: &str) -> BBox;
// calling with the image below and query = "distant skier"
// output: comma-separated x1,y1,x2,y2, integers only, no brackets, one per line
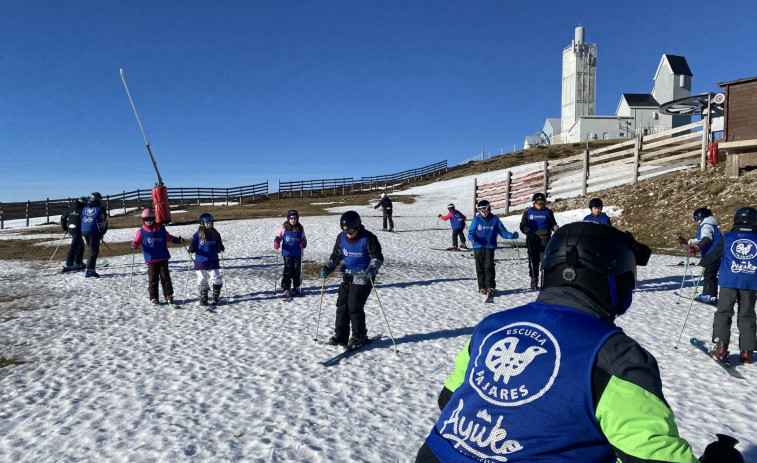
519,192,559,290
707,207,757,364
187,213,225,306
273,209,307,298
374,192,394,231
59,196,88,273
683,207,722,304
583,197,612,225
438,203,467,250
320,211,384,350
467,200,517,297
130,208,184,305
81,192,109,278
415,221,710,463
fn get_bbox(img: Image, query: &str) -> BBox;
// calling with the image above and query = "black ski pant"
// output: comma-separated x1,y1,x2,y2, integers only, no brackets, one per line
147,260,174,301
701,259,720,298
82,232,102,271
382,210,394,230
474,247,496,290
713,287,756,352
334,282,372,341
66,232,85,267
526,236,548,282
281,256,302,290
451,228,466,247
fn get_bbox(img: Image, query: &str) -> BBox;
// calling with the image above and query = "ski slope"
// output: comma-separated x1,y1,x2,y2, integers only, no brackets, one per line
0,170,754,462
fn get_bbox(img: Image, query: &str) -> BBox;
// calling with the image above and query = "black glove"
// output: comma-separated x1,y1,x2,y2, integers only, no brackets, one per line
320,266,329,278
366,266,377,280
699,434,744,463
218,245,225,252
520,225,530,234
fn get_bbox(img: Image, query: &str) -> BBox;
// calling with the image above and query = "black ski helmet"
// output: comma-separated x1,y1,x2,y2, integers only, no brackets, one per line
532,192,546,204
541,221,651,318
476,199,491,211
76,196,88,206
199,213,214,224
692,207,712,222
589,198,603,209
89,192,102,203
287,210,299,219
447,203,455,211
733,207,757,227
340,210,361,231
699,434,744,463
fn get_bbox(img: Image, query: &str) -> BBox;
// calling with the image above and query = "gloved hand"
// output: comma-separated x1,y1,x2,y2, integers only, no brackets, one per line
218,245,224,252
512,231,519,240
179,237,185,244
699,434,744,463
130,243,138,250
688,238,698,246
676,236,687,245
320,266,329,278
274,236,282,244
687,246,700,255
300,241,307,248
187,246,196,254
366,267,377,280
438,214,442,218
520,225,530,234
274,242,280,250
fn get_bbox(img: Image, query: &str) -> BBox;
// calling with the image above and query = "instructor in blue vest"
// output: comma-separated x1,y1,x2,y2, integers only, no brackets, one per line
706,207,757,364
80,192,108,278
519,192,558,290
416,221,714,463
320,211,384,351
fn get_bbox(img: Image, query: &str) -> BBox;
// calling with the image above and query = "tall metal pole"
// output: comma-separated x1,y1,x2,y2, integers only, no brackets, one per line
120,69,164,186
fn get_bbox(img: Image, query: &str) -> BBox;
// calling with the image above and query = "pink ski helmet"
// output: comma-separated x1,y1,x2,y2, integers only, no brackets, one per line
141,208,156,220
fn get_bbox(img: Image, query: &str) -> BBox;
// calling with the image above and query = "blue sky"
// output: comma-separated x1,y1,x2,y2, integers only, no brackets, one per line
2,1,756,202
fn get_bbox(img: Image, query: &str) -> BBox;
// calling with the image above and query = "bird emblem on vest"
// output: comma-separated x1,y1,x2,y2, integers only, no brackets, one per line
485,337,547,384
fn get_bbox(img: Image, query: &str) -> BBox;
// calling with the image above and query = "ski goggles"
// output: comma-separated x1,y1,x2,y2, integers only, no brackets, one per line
342,228,357,234
535,199,546,206
288,215,298,220
476,205,489,212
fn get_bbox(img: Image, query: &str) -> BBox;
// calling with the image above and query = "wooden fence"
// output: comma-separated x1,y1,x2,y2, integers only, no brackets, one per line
0,181,269,229
475,120,709,214
277,160,448,198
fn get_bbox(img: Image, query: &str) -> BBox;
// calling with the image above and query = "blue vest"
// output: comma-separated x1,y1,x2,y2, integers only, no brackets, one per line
718,232,757,290
525,207,551,231
141,227,171,262
81,205,103,233
340,233,371,271
469,215,502,248
450,211,466,230
425,303,619,462
194,229,220,263
697,223,722,257
583,213,610,225
282,228,303,257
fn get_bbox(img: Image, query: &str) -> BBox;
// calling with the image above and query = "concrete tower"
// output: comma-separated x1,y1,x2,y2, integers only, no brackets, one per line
561,26,597,136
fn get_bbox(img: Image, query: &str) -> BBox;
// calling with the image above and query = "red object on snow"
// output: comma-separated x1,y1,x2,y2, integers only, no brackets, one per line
706,142,719,165
151,185,171,224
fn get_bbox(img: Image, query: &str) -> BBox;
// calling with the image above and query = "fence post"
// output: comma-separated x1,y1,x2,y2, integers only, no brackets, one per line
633,135,642,184
504,171,512,215
105,195,111,216
0,202,3,229
701,95,711,172
122,191,126,215
582,148,590,195
137,189,141,210
473,178,478,213
197,188,200,206
26,200,30,227
542,161,549,198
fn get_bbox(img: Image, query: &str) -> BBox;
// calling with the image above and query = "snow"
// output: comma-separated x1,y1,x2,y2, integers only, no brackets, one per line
1,172,755,462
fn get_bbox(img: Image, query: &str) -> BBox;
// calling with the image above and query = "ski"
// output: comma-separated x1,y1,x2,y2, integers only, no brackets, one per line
100,260,109,267
690,338,745,379
320,334,383,367
673,292,717,306
165,300,181,309
484,293,494,303
206,304,217,312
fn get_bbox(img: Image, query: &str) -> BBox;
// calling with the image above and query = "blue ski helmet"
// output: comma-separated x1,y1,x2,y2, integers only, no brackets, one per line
199,213,214,224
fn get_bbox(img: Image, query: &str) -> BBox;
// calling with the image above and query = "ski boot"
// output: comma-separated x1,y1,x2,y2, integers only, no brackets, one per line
709,343,729,362
347,334,370,351
292,287,302,296
212,284,222,305
84,270,100,278
61,265,76,273
283,289,292,298
328,336,348,347
695,294,717,305
74,263,87,271
741,351,753,364
199,287,209,306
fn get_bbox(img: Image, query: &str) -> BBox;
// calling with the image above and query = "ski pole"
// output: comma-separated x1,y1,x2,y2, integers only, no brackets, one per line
49,232,68,263
127,249,136,305
369,278,399,354
220,251,229,305
513,239,526,290
314,276,326,342
675,250,690,304
101,237,112,252
183,245,194,305
674,268,705,349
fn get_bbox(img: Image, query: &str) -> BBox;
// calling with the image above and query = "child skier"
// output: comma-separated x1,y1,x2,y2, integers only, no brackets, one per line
60,196,88,272
438,203,467,250
685,207,722,304
273,209,307,298
467,200,517,297
519,192,559,290
187,213,225,306
320,211,384,350
81,192,109,278
583,197,612,225
130,208,184,305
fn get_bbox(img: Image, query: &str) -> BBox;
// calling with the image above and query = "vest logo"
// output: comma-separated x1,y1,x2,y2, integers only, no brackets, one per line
199,239,206,246
438,398,523,461
469,322,559,407
342,248,365,257
147,237,154,245
730,260,757,274
732,239,757,260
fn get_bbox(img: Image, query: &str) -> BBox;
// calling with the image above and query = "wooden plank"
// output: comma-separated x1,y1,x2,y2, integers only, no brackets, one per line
642,131,701,150
587,173,636,188
640,140,702,161
718,139,757,149
589,138,636,156
590,147,635,164
642,120,704,142
641,150,700,166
